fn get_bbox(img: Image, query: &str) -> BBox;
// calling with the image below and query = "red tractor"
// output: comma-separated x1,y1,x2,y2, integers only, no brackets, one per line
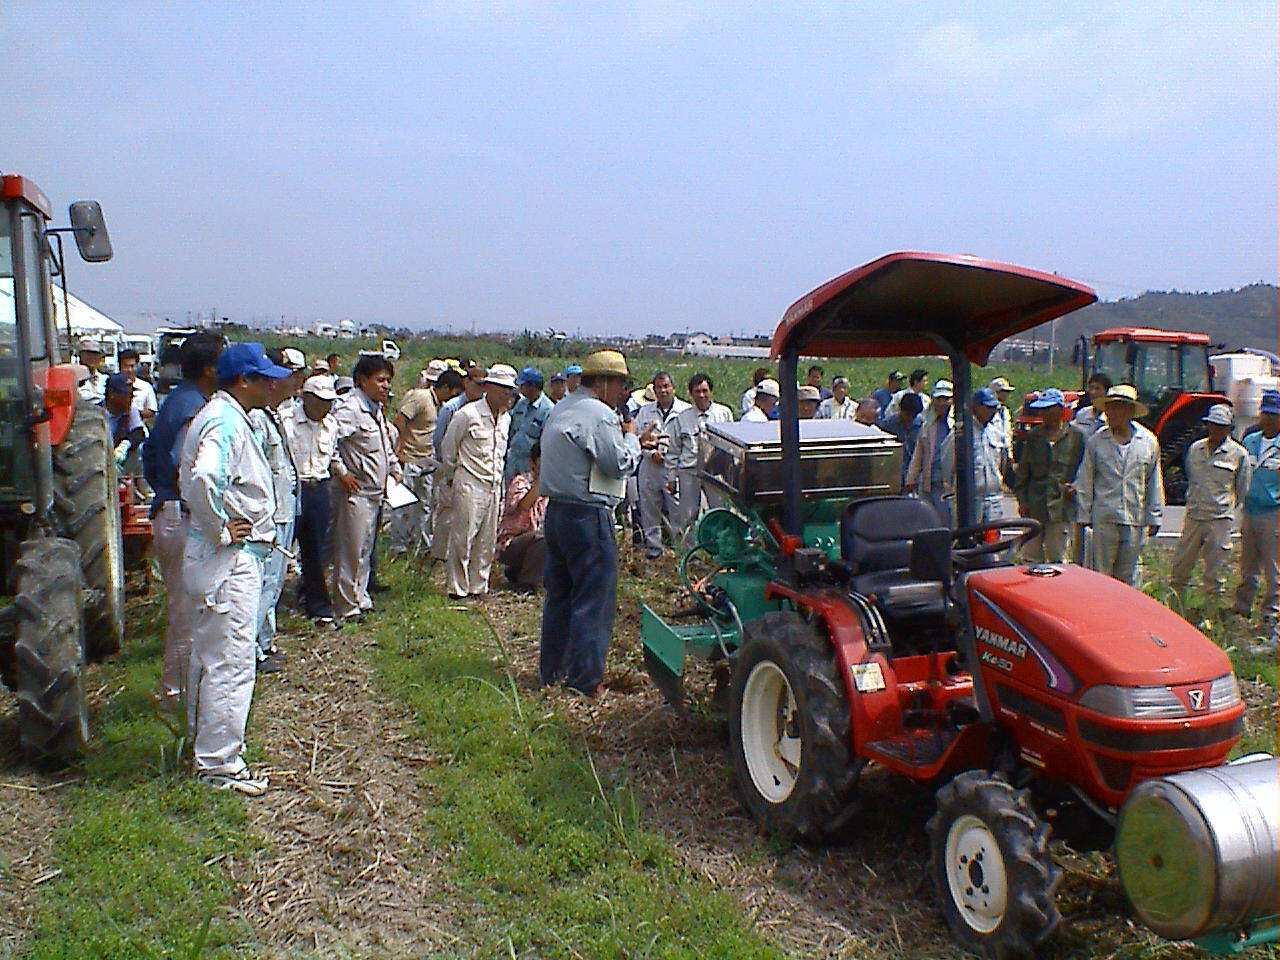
1081,327,1229,504
645,253,1277,957
0,174,124,761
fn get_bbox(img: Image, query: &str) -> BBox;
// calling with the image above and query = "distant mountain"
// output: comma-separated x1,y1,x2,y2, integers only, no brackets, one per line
1037,283,1277,352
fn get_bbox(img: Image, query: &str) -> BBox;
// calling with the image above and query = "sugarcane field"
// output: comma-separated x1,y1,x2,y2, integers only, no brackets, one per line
1,5,1277,960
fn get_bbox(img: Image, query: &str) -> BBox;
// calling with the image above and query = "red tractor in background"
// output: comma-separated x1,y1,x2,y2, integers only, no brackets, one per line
1081,327,1229,504
0,174,124,762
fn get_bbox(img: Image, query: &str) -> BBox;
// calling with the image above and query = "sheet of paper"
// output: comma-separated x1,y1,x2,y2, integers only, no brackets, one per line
385,476,418,509
588,463,626,499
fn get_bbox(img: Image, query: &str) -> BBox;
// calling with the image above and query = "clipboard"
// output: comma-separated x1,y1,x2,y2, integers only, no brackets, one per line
588,463,626,499
385,476,418,509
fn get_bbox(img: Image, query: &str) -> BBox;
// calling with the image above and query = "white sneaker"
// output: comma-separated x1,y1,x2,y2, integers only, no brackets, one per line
197,767,269,796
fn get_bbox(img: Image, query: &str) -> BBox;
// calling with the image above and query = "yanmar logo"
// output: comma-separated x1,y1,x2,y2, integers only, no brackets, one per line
976,626,1027,660
1187,689,1206,711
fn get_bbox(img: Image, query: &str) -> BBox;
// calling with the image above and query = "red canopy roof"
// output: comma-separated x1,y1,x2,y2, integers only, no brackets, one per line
1092,327,1211,345
771,251,1097,366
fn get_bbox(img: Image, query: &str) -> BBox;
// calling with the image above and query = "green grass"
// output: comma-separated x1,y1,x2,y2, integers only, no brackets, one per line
23,590,251,960
369,559,783,960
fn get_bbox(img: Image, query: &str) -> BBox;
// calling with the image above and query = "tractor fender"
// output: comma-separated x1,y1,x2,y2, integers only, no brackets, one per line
764,582,901,748
34,363,83,447
1152,390,1228,436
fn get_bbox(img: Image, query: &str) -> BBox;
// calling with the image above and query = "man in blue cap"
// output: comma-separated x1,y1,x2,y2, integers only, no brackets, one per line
564,363,582,394
546,369,568,403
178,342,292,795
940,387,1009,529
102,372,146,471
1011,388,1085,562
1235,389,1279,650
505,366,553,485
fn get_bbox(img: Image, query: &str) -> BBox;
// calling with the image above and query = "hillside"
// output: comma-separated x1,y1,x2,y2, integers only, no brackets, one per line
1039,283,1277,351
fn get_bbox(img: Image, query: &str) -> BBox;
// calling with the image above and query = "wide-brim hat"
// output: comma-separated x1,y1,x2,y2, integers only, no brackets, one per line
579,351,628,378
1104,384,1149,418
77,338,103,355
484,363,518,388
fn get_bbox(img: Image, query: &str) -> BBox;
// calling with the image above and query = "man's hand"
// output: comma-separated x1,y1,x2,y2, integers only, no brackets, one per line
339,473,360,494
638,423,659,448
225,518,252,545
649,449,664,466
620,417,637,436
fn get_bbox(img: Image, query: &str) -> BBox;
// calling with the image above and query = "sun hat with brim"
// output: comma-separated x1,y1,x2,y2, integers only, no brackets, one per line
797,385,821,402
931,380,954,399
484,363,518,388
515,366,545,388
1261,390,1280,415
281,348,307,371
105,372,133,396
755,379,780,399
423,359,448,382
216,342,292,382
1028,388,1066,409
301,376,338,401
77,338,103,354
972,387,999,408
1201,404,1234,426
1104,384,1149,417
989,377,1014,393
579,352,627,379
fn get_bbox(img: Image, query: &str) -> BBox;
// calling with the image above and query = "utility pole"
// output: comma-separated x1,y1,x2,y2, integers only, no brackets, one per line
1048,317,1057,377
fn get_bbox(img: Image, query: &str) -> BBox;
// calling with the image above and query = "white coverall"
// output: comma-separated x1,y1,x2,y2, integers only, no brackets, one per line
178,391,276,776
153,500,195,699
634,398,689,553
440,399,510,596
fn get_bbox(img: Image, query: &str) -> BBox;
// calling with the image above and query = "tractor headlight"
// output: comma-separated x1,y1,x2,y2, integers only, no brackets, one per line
1079,684,1185,719
1208,674,1241,711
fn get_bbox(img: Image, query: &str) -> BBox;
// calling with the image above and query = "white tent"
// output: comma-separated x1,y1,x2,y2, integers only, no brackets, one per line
51,288,122,336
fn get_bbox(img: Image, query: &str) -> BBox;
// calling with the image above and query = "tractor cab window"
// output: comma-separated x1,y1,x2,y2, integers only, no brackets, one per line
1179,344,1211,393
1132,343,1178,405
0,213,15,355
1091,341,1130,389
0,212,27,498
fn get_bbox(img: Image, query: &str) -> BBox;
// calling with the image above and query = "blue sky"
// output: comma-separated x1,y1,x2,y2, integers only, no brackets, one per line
3,1,1274,334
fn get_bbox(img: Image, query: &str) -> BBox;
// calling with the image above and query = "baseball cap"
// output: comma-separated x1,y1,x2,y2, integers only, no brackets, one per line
485,363,518,388
105,372,133,396
797,385,821,402
563,363,583,376
312,358,330,372
1201,403,1233,426
335,376,355,394
972,387,999,408
216,343,292,382
931,379,954,399
515,366,545,388
1028,388,1066,409
887,369,905,381
755,379,780,399
301,375,338,401
1260,389,1280,415
989,377,1014,393
549,370,567,383
281,348,307,371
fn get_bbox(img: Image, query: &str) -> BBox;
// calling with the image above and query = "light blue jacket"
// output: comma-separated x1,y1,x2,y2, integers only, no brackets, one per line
1242,430,1279,514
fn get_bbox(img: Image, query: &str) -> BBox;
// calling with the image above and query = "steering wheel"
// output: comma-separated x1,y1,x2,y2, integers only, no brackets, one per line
951,517,1042,561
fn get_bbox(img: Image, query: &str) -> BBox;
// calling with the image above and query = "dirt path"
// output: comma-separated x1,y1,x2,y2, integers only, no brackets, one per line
233,619,460,958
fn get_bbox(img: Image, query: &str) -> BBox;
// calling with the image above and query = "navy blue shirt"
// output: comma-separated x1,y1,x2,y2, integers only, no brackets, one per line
880,412,923,484
142,380,208,508
871,386,894,411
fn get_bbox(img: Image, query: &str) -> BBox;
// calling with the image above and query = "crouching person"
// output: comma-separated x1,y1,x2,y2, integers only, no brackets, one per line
496,442,549,591
179,344,293,796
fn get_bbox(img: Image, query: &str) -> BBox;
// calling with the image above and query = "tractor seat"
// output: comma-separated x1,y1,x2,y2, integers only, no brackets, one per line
841,496,950,632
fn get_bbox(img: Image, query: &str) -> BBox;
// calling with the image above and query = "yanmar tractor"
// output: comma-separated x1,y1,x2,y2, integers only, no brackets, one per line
1081,327,1230,504
0,174,124,762
640,253,1277,957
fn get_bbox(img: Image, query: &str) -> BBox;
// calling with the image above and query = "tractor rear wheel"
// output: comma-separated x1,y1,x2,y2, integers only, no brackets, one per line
53,400,125,660
729,611,860,841
13,538,90,763
927,770,1060,959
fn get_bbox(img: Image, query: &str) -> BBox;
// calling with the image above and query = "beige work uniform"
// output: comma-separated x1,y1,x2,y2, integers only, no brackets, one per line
440,399,510,597
330,389,396,619
391,386,441,556
1170,436,1251,599
1076,423,1164,586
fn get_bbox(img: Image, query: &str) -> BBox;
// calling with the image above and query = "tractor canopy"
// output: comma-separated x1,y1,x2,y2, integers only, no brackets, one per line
1092,327,1211,346
770,251,1097,365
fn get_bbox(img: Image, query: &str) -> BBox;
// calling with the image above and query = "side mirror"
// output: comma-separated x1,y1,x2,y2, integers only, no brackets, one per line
69,201,112,262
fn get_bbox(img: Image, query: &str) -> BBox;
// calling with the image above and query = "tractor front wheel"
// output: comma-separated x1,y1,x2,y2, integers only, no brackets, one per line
927,771,1060,959
13,538,90,763
728,612,860,841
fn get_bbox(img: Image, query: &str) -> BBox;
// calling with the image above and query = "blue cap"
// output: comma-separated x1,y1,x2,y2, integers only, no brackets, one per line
549,370,567,382
1260,389,1280,415
563,364,582,376
105,372,133,396
972,387,999,408
216,342,292,382
1028,388,1065,409
515,366,544,387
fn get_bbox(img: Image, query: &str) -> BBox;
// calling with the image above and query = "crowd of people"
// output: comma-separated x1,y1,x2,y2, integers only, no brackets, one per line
70,330,1276,796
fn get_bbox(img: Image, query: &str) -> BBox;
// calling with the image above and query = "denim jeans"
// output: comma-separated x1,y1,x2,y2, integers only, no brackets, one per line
298,480,334,619
540,500,618,695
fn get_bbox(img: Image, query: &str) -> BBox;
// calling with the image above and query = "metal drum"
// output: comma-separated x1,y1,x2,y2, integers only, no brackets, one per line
1115,755,1280,941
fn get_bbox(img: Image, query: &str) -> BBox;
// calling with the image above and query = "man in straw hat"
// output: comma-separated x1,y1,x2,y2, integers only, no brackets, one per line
1169,403,1250,607
1076,383,1164,586
439,363,517,598
538,349,652,697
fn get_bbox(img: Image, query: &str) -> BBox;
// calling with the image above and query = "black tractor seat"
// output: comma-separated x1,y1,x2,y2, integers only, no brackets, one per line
840,496,952,641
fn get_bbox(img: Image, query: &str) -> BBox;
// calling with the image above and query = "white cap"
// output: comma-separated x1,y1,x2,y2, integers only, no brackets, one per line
301,375,338,401
423,359,448,382
797,385,821,402
932,380,954,399
755,379,780,399
312,358,330,372
281,348,307,371
1202,403,1233,426
484,363,518,388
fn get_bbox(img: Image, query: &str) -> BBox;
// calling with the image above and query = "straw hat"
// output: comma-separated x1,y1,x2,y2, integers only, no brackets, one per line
1105,384,1149,417
580,350,629,378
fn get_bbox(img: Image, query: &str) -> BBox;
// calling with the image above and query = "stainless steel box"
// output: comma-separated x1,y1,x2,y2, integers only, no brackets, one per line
700,420,902,509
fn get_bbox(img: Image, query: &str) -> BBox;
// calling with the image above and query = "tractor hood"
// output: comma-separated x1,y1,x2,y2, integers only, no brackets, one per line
965,564,1232,692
